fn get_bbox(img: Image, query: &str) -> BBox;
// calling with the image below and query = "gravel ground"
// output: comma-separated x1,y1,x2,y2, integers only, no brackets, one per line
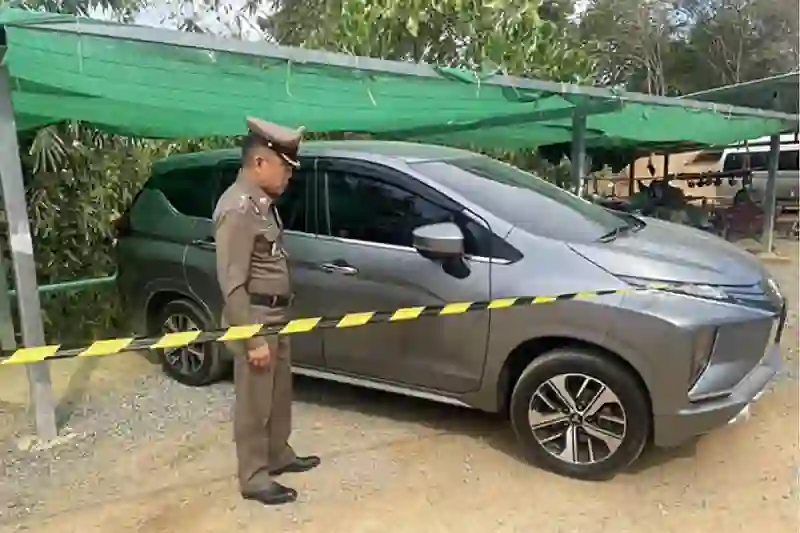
0,240,797,533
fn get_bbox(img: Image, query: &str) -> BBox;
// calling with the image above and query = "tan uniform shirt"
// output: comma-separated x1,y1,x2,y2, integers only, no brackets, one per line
213,172,290,350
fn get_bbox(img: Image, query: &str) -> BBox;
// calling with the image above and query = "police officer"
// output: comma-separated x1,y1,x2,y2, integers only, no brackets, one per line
213,117,320,506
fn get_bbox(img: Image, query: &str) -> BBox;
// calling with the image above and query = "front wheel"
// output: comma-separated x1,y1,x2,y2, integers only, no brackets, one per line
509,348,651,480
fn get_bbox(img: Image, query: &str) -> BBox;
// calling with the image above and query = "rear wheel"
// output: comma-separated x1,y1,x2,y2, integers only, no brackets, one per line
152,298,227,387
509,348,650,480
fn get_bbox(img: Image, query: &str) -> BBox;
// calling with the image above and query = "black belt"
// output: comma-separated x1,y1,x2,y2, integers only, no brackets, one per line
251,293,294,308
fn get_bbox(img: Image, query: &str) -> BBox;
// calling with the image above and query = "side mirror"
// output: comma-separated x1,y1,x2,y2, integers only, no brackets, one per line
412,222,464,260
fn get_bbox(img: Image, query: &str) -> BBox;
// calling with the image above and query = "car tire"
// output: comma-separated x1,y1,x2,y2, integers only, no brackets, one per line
509,348,650,481
152,298,227,387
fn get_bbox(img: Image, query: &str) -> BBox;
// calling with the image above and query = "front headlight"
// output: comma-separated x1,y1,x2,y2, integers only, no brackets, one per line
765,276,783,302
619,276,731,302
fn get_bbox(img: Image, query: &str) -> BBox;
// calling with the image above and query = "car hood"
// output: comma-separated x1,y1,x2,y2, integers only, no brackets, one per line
569,218,766,286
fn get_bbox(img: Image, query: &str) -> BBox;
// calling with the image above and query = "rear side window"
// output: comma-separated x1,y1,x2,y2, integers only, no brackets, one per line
146,166,216,219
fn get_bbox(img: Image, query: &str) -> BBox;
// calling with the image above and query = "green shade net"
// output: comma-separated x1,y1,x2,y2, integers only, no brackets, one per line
2,8,797,151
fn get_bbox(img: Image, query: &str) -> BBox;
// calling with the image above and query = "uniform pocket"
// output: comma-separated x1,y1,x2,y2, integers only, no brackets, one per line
253,224,282,258
257,223,280,241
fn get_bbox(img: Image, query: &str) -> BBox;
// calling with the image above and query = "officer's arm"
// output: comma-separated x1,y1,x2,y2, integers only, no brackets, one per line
214,206,267,350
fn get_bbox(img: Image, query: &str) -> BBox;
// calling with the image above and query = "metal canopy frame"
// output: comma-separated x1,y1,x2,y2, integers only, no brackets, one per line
686,72,800,116
0,13,798,441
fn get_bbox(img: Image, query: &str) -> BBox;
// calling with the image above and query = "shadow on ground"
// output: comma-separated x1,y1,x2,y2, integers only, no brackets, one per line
290,374,697,478
55,357,101,430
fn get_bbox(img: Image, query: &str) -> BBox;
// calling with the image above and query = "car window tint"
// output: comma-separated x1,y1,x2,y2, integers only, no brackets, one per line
322,170,482,254
411,158,625,242
149,167,216,219
779,150,799,171
217,165,311,232
721,151,800,172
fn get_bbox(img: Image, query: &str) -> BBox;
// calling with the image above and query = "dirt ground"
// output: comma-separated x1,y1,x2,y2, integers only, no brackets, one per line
0,241,797,533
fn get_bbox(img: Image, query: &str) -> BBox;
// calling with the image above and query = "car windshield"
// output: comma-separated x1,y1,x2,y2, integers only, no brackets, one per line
411,156,627,242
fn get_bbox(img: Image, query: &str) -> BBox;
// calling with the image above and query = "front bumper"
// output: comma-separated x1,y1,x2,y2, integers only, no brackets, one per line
652,341,782,447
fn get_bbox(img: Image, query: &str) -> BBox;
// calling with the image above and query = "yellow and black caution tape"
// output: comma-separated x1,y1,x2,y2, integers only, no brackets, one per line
0,287,651,366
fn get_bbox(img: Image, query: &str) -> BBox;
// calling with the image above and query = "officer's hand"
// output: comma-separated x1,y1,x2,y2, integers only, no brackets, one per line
247,342,272,368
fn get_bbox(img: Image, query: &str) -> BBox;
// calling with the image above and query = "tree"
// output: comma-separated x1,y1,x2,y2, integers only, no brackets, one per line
12,0,144,20
581,0,799,95
266,0,597,83
580,0,680,94
680,0,799,92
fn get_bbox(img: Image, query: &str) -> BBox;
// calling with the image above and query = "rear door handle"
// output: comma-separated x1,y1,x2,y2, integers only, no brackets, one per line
319,262,358,275
191,238,216,251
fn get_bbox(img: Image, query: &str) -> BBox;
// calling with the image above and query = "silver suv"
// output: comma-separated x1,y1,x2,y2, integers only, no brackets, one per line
115,141,786,480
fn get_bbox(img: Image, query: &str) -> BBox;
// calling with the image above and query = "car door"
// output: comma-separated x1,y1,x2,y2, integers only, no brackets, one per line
182,158,325,368
309,158,492,394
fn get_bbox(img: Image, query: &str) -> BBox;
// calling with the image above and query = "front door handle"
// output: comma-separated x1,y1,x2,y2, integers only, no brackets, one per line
319,262,358,275
191,238,216,251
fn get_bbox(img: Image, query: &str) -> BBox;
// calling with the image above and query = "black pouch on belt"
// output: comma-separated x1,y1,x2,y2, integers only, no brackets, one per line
250,294,293,307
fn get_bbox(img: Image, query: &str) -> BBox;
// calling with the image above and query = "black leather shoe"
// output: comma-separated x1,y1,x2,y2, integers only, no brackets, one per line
241,481,297,506
269,455,321,476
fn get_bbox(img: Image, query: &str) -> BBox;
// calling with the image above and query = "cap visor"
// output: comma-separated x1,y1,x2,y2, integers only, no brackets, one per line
279,153,300,168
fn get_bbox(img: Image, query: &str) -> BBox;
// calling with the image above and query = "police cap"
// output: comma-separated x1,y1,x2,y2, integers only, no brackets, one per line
246,117,305,168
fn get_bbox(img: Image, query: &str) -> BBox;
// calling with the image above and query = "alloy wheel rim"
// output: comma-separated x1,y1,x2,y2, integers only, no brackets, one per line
528,373,627,465
161,313,206,375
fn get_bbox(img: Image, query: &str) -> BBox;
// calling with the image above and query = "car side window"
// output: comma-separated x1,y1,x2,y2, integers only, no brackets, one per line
148,167,216,219
322,169,485,255
723,150,799,172
216,164,312,233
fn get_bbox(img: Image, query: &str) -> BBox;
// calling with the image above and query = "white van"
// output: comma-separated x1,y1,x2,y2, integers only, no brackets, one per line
719,133,799,206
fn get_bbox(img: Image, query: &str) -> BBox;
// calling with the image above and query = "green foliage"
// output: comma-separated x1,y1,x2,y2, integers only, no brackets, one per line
12,0,145,20
16,125,154,343
24,128,153,283
268,0,596,83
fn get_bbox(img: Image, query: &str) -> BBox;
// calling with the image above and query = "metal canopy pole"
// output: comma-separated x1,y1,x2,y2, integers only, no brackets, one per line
0,66,58,442
627,155,637,197
571,111,588,196
761,134,780,253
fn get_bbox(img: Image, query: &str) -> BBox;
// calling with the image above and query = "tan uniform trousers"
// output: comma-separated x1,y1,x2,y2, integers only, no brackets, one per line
227,305,296,492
